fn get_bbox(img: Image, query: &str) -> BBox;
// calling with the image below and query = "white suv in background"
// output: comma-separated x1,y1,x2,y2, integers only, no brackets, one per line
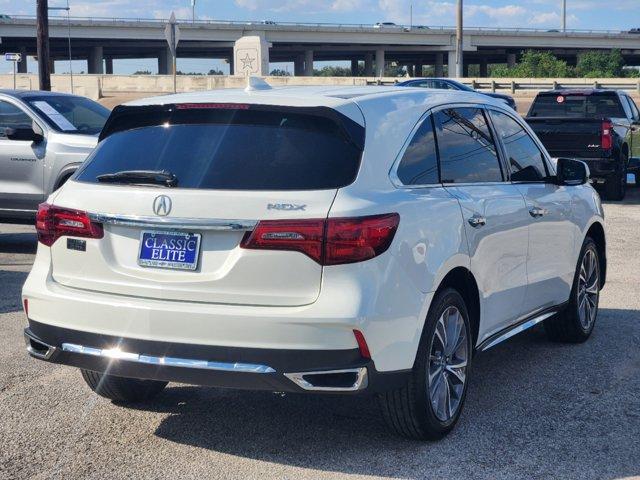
22,85,606,440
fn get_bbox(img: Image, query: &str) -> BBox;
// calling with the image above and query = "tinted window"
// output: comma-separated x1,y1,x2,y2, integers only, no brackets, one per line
529,93,625,118
434,108,502,183
0,101,32,137
396,116,439,185
77,109,362,191
490,110,548,182
24,95,109,135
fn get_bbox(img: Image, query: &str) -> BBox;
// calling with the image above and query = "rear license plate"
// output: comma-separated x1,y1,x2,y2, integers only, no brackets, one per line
138,231,201,271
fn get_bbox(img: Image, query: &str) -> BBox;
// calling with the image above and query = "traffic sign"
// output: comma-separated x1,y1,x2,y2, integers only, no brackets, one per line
5,53,21,62
164,12,180,57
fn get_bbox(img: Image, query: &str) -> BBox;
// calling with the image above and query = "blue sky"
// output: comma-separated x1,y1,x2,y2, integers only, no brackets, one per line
2,0,639,74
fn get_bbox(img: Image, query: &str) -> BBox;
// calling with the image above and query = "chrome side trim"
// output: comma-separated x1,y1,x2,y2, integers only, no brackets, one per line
61,343,276,374
479,311,557,352
284,367,368,392
24,331,57,360
88,213,257,231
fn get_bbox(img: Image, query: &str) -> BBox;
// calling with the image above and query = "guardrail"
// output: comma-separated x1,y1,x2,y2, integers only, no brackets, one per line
2,74,640,99
1,15,633,35
369,77,640,93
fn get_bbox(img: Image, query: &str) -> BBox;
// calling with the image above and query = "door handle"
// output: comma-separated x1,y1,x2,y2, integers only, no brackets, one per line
468,214,486,228
529,207,547,218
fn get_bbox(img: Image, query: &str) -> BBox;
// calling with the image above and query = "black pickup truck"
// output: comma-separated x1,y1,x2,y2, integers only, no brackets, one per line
526,89,640,200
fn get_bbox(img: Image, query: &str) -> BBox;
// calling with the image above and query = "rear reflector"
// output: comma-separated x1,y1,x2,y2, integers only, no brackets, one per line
23,298,28,317
36,203,104,247
601,120,613,150
240,213,399,266
353,329,371,359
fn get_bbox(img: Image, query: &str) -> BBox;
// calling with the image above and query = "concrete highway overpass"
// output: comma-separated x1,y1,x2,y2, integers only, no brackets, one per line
2,16,640,77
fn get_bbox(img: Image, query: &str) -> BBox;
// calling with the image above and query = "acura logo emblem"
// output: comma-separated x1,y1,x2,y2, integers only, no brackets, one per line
153,195,172,216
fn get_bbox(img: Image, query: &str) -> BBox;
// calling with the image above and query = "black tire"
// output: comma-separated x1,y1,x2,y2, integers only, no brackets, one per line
378,288,472,440
80,369,167,403
544,237,601,343
604,165,627,201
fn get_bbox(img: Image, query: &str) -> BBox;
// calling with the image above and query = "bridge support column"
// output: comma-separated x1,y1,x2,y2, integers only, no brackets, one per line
415,62,423,77
507,53,516,68
158,48,172,74
375,48,385,77
294,55,304,76
304,50,314,76
447,50,457,78
364,53,373,76
17,47,28,73
463,62,469,77
234,35,270,76
105,57,113,74
479,58,488,77
435,53,444,77
88,46,104,74
351,59,359,76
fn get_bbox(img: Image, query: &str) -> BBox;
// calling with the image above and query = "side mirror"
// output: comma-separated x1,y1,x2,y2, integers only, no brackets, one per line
5,124,44,143
556,158,589,186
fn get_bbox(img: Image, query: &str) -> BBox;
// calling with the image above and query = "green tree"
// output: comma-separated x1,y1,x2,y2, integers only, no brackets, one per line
576,49,624,78
313,66,354,77
133,70,151,75
491,50,573,78
269,68,291,76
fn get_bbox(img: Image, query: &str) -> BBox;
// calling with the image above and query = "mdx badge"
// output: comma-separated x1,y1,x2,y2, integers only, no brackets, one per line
153,195,172,216
267,203,306,211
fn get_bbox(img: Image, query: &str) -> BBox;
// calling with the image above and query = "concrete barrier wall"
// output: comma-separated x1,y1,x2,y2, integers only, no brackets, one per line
1,74,639,99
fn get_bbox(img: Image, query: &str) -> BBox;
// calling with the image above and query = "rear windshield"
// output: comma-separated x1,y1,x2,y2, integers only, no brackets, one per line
76,108,363,191
24,95,110,135
528,93,625,118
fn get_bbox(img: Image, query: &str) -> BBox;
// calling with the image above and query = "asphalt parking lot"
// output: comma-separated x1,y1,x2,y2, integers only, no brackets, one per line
0,186,639,480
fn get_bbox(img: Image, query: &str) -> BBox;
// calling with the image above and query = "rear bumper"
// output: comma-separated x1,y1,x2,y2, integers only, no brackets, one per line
581,158,621,178
24,321,409,394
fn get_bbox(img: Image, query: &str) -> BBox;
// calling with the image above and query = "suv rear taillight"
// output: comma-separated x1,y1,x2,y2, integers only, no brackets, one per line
36,203,104,247
240,213,399,266
601,120,613,150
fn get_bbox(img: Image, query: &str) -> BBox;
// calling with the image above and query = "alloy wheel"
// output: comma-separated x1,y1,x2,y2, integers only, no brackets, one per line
577,248,599,330
428,306,468,422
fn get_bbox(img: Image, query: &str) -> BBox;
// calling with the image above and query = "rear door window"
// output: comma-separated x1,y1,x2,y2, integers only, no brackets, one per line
434,107,503,183
489,110,548,182
529,93,625,118
76,108,363,191
396,115,439,185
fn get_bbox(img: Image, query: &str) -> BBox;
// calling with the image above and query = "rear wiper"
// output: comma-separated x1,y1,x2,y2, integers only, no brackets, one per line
96,170,178,187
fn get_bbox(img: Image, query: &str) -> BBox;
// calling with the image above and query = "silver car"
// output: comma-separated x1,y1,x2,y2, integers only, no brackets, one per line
0,90,109,223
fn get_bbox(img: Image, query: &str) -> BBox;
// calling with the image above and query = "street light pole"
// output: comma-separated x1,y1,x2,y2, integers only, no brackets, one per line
191,0,196,23
49,1,73,94
456,0,463,77
36,0,51,91
562,0,566,32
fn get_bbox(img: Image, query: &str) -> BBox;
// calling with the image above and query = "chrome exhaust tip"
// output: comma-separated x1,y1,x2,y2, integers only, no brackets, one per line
24,330,56,360
284,367,368,392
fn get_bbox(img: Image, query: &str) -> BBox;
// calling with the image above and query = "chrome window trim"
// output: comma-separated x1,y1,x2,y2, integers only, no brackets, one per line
61,343,276,374
88,213,257,231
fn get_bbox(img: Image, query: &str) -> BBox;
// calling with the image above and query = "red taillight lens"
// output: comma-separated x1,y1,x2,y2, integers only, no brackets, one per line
35,203,104,247
601,121,613,150
240,213,399,266
240,219,325,263
324,213,399,265
23,298,28,316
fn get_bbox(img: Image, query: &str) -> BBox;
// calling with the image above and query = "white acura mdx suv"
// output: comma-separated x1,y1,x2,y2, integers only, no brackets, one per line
22,84,606,440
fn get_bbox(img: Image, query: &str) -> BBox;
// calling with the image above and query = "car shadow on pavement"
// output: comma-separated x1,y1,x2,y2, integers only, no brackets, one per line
123,308,639,479
0,232,37,254
0,269,28,314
